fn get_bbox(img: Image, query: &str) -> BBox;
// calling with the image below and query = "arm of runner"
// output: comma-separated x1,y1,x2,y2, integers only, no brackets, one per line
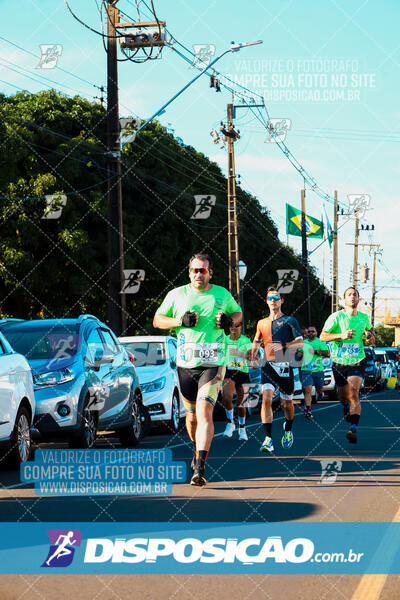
251,321,262,361
320,329,355,341
285,336,304,350
216,311,242,329
315,349,330,357
153,289,199,329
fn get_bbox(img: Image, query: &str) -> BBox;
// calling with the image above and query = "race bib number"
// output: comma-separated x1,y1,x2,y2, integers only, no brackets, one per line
228,360,244,369
193,342,219,362
338,343,359,358
270,362,290,377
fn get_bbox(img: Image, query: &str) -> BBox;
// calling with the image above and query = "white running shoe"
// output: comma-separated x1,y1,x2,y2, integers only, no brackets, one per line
223,422,236,437
260,436,274,452
238,427,248,441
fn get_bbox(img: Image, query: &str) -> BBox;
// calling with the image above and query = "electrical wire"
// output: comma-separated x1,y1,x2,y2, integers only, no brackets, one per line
0,34,102,92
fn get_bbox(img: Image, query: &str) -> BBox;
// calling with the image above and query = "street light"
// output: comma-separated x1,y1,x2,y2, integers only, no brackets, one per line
122,40,263,146
239,259,247,333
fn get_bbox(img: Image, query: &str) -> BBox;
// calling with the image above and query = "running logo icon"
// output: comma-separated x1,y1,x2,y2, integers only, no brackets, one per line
42,529,82,568
318,460,342,484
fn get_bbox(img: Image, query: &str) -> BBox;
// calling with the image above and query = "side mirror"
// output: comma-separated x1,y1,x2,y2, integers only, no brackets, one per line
170,360,177,369
88,349,114,370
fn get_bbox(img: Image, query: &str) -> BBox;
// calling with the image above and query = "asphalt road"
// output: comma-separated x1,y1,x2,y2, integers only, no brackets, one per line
0,388,399,599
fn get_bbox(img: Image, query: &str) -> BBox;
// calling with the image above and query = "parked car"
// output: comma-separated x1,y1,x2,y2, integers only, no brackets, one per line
364,347,380,389
119,335,185,432
0,332,35,466
317,358,337,401
374,349,391,388
377,346,399,370
0,316,146,448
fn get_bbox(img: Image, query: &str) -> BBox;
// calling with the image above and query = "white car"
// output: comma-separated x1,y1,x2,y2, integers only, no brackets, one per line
0,331,35,465
119,336,185,432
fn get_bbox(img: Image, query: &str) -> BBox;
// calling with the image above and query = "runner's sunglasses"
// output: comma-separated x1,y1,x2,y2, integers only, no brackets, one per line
189,267,210,274
267,294,281,301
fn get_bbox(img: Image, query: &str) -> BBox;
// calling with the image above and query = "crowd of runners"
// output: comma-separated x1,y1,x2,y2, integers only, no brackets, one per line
153,253,375,487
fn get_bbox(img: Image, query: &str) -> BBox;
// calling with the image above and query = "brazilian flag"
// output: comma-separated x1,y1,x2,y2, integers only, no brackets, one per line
286,203,324,238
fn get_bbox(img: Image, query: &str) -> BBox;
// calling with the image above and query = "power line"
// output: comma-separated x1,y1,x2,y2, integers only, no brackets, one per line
0,34,102,92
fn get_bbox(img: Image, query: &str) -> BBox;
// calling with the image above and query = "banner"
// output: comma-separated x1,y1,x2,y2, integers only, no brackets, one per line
0,522,399,574
286,203,324,238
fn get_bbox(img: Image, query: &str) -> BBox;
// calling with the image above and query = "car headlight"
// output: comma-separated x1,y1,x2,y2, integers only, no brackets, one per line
141,377,166,393
33,368,74,387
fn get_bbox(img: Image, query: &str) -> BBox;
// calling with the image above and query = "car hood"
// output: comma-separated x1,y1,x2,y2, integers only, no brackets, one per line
28,356,78,375
135,365,168,385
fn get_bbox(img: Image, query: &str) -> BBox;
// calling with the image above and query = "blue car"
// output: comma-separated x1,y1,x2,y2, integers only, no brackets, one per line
0,315,146,448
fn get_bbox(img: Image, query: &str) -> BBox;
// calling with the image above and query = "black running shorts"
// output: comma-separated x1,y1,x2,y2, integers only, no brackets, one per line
332,359,366,388
177,366,225,412
261,361,294,398
224,369,250,385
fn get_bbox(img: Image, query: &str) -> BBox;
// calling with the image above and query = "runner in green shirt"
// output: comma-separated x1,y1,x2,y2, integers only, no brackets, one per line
153,253,242,486
321,287,375,444
300,326,330,419
223,325,253,441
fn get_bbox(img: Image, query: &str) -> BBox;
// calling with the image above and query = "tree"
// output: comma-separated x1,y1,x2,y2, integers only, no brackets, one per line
0,90,332,335
374,324,395,347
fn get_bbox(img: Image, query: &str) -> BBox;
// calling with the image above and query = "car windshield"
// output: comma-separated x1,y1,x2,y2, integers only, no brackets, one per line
374,352,386,363
2,324,80,360
122,341,166,367
384,349,398,361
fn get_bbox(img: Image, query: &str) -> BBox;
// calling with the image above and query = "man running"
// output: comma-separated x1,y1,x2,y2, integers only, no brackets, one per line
301,325,330,419
153,253,242,486
320,287,375,443
252,286,303,452
223,323,252,441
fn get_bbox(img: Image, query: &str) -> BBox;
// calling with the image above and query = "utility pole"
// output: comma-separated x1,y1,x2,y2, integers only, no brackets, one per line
332,190,338,312
301,188,311,325
106,0,126,335
352,208,360,288
357,243,381,328
221,104,240,302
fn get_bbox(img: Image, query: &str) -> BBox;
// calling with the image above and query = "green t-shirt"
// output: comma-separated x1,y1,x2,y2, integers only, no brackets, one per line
301,337,329,372
155,283,241,368
226,335,253,373
322,309,372,365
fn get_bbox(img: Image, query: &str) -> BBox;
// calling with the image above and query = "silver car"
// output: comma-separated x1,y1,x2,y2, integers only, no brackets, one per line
0,332,35,465
119,336,185,432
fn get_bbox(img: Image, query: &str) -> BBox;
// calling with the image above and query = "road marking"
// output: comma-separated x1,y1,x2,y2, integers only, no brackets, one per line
351,506,400,600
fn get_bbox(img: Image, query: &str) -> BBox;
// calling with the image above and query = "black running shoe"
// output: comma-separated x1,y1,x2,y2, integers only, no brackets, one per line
190,468,207,487
346,429,357,444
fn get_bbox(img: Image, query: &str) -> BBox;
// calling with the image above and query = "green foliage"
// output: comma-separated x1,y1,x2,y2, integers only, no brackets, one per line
374,324,395,347
0,90,332,333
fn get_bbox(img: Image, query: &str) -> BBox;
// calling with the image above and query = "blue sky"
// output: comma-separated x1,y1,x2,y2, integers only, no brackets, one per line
1,0,399,322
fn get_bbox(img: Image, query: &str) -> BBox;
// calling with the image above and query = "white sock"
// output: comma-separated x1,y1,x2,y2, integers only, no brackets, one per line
238,416,246,426
225,409,234,422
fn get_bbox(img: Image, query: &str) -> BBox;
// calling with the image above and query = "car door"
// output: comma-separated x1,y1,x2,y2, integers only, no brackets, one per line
168,338,183,416
84,328,113,419
98,328,131,425
0,338,15,439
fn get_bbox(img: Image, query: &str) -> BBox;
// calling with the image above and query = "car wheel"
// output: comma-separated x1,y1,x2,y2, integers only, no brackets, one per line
4,406,32,467
69,397,97,449
119,390,143,447
167,392,180,433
